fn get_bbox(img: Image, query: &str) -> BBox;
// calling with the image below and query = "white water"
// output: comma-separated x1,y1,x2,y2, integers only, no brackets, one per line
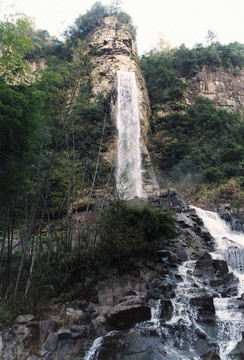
84,207,244,359
83,336,103,360
115,71,143,199
194,207,244,293
194,207,244,359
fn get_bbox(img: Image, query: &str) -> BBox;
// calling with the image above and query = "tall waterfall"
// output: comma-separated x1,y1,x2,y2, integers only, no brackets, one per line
115,71,143,199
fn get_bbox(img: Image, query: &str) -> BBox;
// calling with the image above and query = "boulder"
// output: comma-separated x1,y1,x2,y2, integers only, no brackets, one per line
160,300,173,321
189,296,215,324
15,314,34,325
106,301,151,330
41,332,58,355
13,325,28,345
65,308,83,319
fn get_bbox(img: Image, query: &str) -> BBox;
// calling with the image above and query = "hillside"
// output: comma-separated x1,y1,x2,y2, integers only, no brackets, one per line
140,44,244,207
0,3,244,358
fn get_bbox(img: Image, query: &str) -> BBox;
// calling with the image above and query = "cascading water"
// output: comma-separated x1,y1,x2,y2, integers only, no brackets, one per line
193,207,244,359
83,207,244,359
115,71,143,199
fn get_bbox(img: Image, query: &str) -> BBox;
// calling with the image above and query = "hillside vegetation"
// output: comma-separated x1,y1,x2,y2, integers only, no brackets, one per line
0,3,177,321
140,42,244,207
1,2,244,321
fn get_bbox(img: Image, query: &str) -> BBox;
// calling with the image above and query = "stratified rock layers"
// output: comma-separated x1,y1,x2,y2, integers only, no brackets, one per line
90,16,151,138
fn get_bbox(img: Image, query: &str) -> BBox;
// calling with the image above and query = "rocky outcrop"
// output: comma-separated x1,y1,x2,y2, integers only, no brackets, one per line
218,203,244,232
89,16,151,138
1,190,243,359
187,66,244,114
88,16,159,196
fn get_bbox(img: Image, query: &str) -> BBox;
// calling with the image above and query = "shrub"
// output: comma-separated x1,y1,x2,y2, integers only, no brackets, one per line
204,167,223,183
97,201,177,269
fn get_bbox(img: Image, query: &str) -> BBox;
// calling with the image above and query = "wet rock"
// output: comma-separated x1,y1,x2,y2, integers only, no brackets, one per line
106,303,151,330
201,351,221,359
176,248,188,262
228,331,244,359
158,250,180,264
209,272,239,297
212,259,229,277
160,300,173,321
194,256,238,296
70,325,86,339
189,296,215,324
1,342,18,360
177,212,195,228
218,204,244,233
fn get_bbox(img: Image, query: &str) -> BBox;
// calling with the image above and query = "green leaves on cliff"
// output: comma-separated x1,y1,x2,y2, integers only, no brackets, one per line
149,97,244,206
0,80,43,199
65,1,136,46
0,17,34,82
140,42,244,110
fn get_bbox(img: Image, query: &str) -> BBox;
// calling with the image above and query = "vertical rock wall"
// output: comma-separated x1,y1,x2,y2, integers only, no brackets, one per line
89,16,151,138
89,16,159,195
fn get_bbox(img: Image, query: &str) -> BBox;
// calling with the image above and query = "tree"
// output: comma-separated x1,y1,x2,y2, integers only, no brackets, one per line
0,17,34,83
205,29,218,46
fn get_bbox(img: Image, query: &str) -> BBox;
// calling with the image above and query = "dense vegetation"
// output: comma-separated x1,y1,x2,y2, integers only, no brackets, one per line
0,3,177,323
1,1,244,324
140,41,244,206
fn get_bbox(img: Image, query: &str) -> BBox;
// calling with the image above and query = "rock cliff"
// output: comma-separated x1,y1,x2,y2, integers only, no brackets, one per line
89,16,159,195
89,16,151,138
187,66,244,114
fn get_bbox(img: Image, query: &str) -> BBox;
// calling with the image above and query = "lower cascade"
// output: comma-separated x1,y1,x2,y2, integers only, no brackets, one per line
115,71,143,199
84,207,244,360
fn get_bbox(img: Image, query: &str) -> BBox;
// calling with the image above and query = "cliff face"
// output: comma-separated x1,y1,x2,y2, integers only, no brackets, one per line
187,67,244,114
89,16,159,195
89,16,151,138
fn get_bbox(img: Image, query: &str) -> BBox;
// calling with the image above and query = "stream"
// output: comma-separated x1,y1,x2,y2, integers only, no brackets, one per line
83,208,244,359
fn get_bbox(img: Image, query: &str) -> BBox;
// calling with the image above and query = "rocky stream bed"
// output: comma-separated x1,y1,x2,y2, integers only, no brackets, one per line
1,190,244,360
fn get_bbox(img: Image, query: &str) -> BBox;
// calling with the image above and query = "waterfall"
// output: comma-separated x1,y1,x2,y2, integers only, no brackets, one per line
83,206,244,359
83,336,103,360
194,207,244,358
115,71,143,199
193,207,244,293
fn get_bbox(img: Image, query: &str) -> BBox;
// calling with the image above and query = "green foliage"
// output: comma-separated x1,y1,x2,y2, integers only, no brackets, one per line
140,50,186,109
148,96,244,205
98,201,177,269
0,80,43,200
0,16,34,82
66,1,136,46
140,41,244,111
204,167,223,183
24,28,66,61
0,305,15,328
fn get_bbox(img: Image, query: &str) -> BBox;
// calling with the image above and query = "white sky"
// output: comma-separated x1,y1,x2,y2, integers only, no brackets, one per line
1,0,244,55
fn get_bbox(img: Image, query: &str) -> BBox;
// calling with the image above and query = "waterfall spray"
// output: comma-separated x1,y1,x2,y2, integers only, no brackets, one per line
115,71,143,199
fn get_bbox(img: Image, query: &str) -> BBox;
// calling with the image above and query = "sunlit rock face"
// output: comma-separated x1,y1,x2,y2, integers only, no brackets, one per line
89,16,160,197
89,16,151,139
187,66,244,115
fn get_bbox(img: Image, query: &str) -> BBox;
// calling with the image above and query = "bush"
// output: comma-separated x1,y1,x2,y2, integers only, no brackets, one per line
97,201,177,269
204,167,223,183
0,305,15,329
